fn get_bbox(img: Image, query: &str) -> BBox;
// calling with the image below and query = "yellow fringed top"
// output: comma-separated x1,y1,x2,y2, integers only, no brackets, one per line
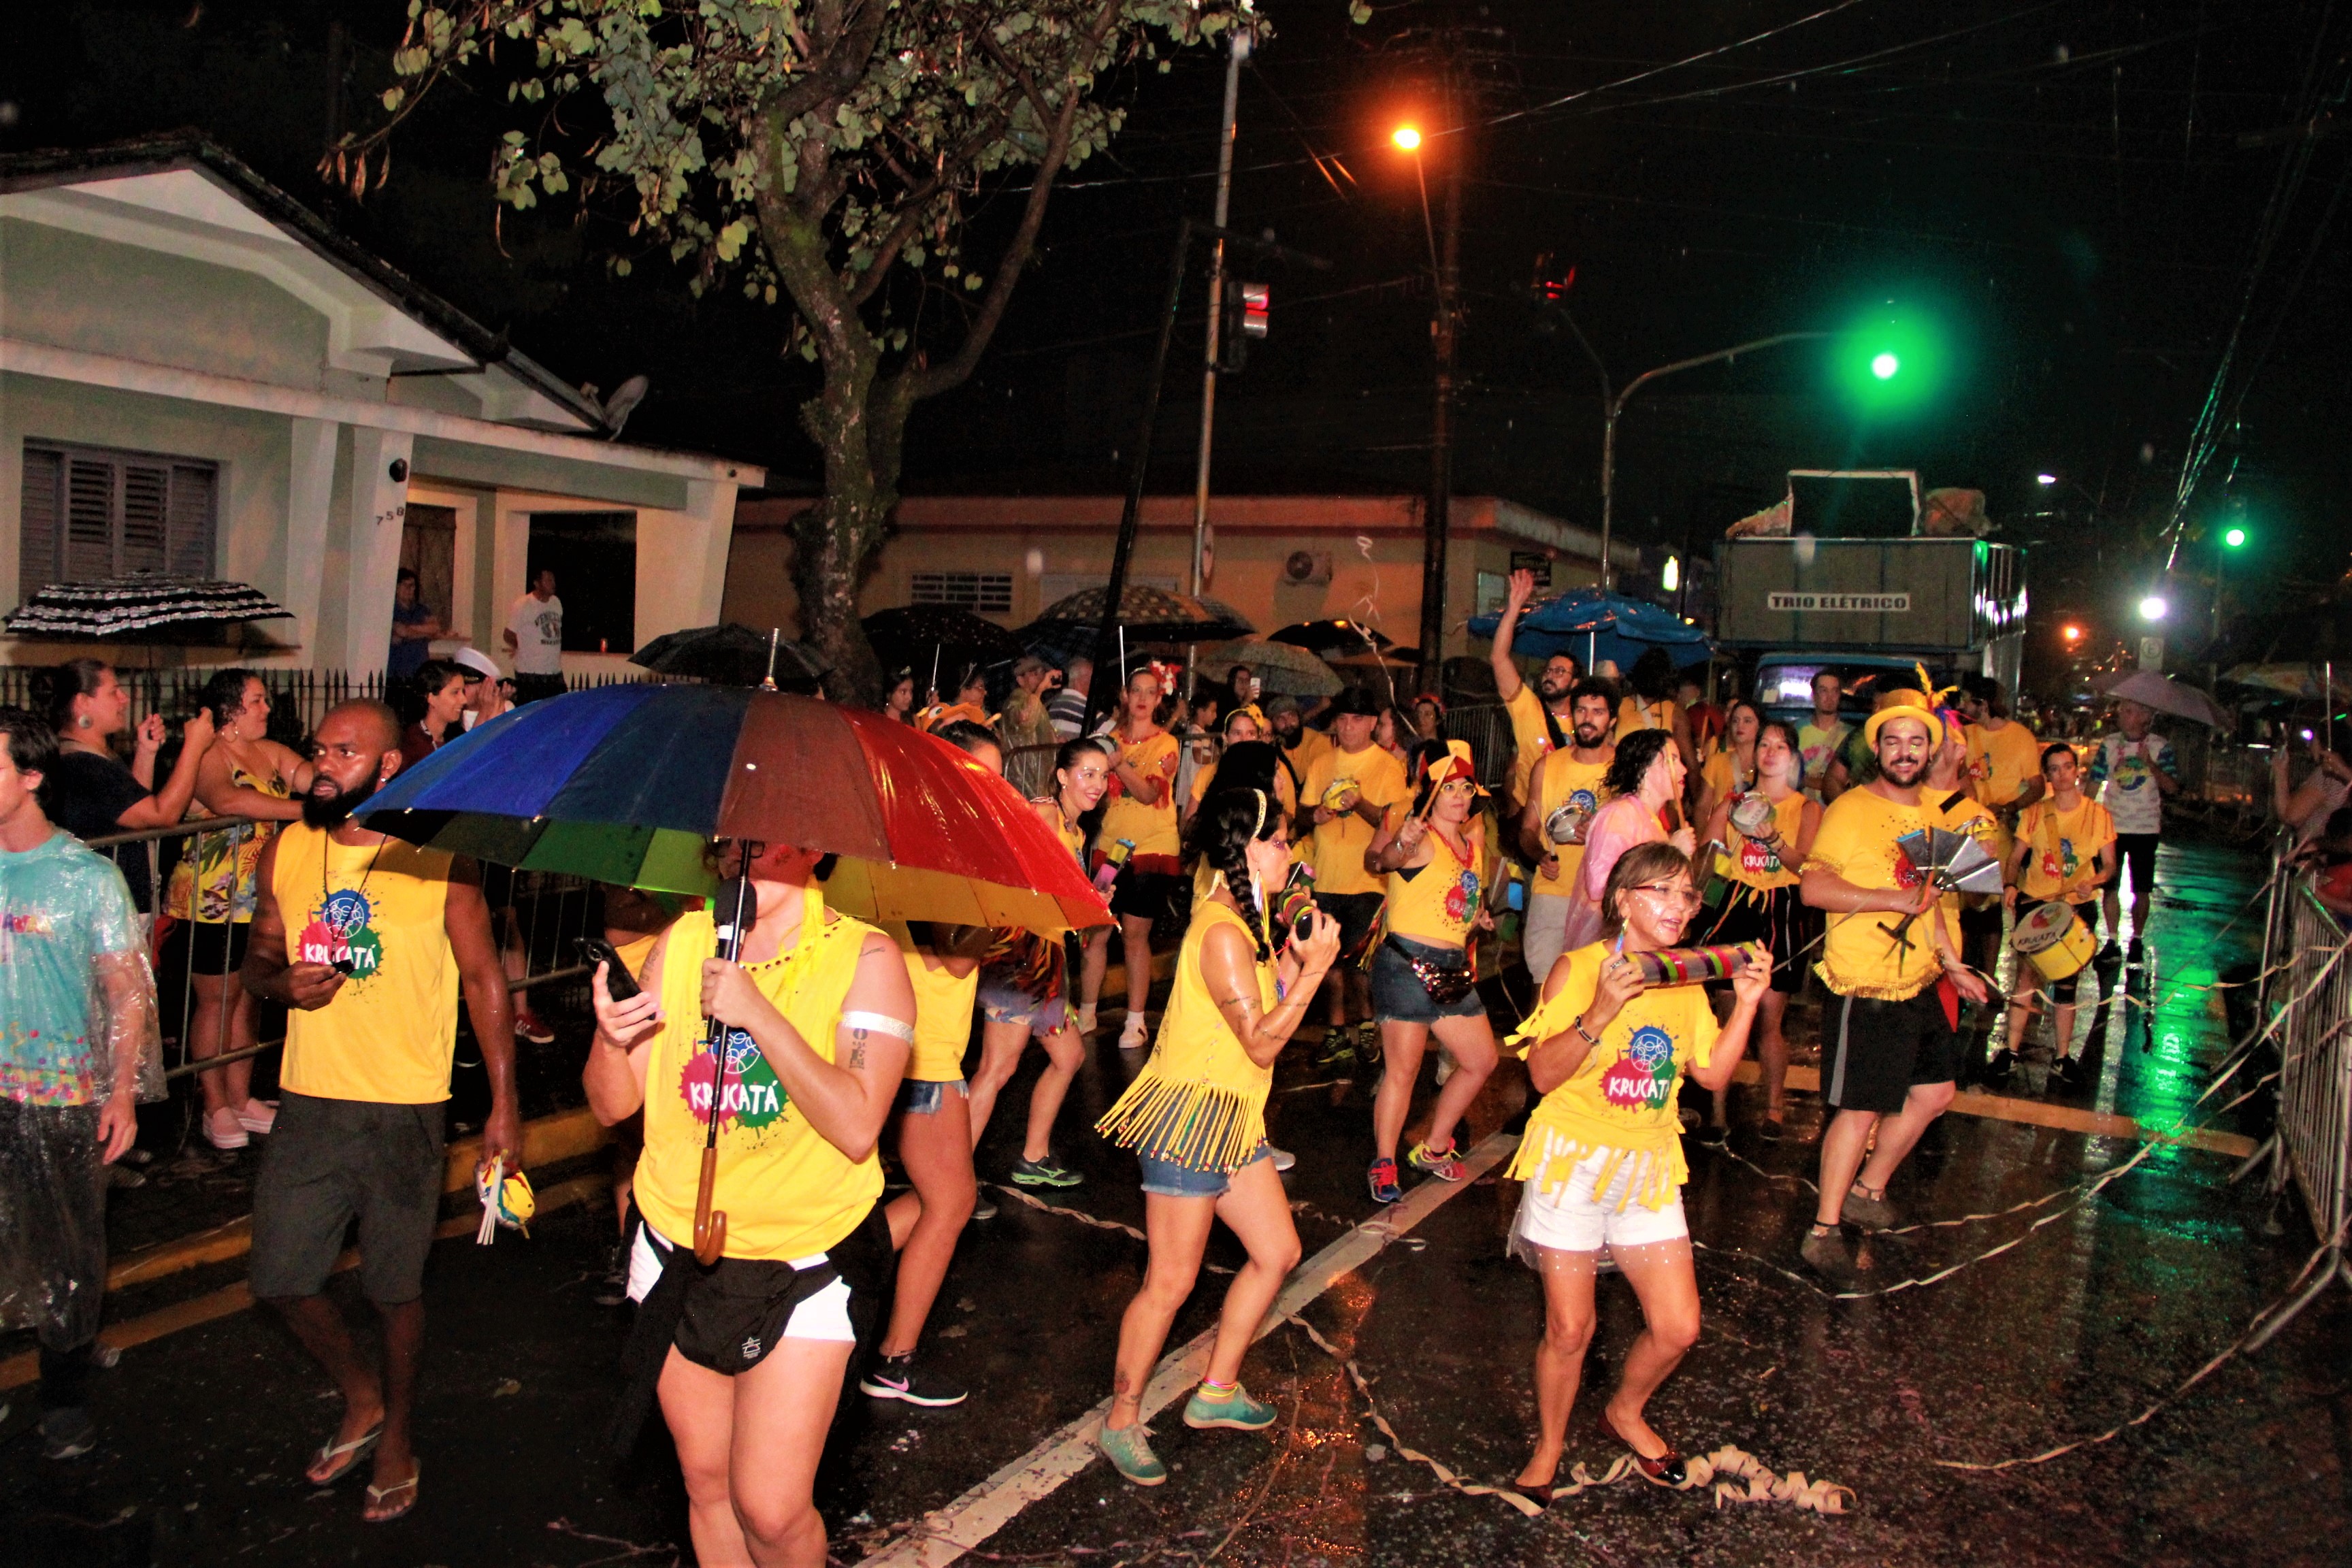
1505,942,1719,1212
1094,894,1277,1175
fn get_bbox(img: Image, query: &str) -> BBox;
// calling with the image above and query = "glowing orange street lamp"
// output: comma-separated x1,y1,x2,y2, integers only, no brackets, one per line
1391,125,1422,151
2062,623,2084,643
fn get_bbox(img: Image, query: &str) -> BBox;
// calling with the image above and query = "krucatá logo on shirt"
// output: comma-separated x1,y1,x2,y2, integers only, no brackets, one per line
1600,1024,1678,1110
300,889,382,978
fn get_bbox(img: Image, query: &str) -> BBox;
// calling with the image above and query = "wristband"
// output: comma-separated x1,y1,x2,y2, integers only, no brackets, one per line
1572,1015,1600,1048
840,1011,915,1043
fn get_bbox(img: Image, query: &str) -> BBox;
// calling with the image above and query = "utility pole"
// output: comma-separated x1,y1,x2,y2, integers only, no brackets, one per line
1189,26,1250,601
1416,65,1461,698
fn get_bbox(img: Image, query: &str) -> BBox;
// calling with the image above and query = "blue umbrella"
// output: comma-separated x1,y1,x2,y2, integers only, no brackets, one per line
1467,589,1711,672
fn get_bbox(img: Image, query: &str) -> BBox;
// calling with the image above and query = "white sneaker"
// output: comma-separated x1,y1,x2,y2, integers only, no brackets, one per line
1269,1145,1297,1173
1119,1013,1149,1050
203,1106,249,1151
236,1098,278,1134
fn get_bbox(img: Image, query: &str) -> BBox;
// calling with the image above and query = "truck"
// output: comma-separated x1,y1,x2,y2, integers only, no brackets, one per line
1711,469,2028,731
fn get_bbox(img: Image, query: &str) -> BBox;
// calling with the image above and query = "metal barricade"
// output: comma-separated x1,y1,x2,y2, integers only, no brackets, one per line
2245,872,2352,1345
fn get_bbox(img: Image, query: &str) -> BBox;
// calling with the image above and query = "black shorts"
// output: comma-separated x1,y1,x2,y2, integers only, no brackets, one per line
512,672,568,705
2116,833,2159,902
1959,901,2006,941
250,1092,446,1304
161,919,252,984
1318,891,1384,966
1823,988,1961,1114
1109,866,1182,924
1699,883,1802,994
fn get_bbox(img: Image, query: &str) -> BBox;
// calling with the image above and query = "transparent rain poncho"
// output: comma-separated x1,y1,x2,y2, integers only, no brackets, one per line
0,832,163,1343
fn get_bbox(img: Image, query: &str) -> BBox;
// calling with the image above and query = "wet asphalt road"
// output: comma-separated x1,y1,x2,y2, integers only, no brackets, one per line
3,834,2347,1566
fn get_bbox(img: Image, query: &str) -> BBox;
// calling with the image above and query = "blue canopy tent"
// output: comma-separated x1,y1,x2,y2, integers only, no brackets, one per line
1466,589,1712,673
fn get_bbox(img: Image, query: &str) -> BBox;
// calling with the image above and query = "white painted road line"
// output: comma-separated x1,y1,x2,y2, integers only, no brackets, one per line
861,1130,1520,1568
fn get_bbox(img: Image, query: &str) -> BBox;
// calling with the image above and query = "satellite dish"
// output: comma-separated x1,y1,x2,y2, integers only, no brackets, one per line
600,374,650,439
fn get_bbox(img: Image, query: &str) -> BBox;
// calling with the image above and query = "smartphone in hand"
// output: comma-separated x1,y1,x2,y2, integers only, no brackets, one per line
578,937,642,1001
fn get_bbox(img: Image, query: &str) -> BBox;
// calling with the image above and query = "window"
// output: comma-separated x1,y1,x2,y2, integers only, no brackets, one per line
912,570,1013,613
526,511,636,653
20,442,218,584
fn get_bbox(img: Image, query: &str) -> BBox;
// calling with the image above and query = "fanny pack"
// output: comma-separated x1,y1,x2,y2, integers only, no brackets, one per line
1386,936,1475,1004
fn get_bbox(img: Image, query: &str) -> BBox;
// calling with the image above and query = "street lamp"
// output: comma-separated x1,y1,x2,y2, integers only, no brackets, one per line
2036,473,2059,487
1390,125,1421,150
2223,525,2247,549
2139,595,2169,622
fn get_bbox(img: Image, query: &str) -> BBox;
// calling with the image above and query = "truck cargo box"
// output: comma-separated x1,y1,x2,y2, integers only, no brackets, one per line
1712,536,2027,653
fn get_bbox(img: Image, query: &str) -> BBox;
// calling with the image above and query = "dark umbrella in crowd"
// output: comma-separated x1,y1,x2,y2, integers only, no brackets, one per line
863,605,1024,694
1023,584,1254,644
4,576,294,644
630,623,826,691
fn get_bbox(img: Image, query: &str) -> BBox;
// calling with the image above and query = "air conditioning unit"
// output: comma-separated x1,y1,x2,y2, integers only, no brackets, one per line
1281,549,1333,587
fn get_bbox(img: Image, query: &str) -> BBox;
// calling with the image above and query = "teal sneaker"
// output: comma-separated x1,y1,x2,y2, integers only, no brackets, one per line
1182,1381,1277,1431
1098,1421,1167,1486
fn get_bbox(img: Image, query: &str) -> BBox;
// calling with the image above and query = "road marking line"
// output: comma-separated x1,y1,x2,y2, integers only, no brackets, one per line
1723,1062,2254,1157
861,1130,1519,1568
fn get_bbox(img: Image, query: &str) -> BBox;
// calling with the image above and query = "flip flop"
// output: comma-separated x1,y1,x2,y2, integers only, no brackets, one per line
364,1459,421,1523
306,1423,382,1487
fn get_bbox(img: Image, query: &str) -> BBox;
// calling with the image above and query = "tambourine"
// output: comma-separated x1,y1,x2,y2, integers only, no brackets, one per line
1728,794,1778,842
1544,804,1591,845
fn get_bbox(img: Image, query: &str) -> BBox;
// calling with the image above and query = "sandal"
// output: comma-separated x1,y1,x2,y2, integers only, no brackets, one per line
306,1422,382,1487
364,1459,421,1523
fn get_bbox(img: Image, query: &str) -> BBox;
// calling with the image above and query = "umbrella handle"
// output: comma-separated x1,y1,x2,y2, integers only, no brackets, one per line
692,1145,727,1266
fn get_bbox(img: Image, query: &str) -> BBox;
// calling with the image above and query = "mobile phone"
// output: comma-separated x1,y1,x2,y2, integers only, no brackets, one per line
578,937,642,1001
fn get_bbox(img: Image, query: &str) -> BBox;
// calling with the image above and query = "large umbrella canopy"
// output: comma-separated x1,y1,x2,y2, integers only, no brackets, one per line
1197,636,1342,698
5,576,293,642
630,623,825,690
1023,585,1254,644
358,685,1110,931
1268,619,1395,657
2095,669,2232,728
862,605,1024,689
1466,589,1710,672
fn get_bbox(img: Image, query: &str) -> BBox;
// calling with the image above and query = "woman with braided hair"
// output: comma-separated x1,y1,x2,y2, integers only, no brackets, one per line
1092,788,1340,1486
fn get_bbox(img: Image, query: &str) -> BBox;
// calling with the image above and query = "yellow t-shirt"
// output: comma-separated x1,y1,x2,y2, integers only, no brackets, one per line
1504,683,1558,806
1188,750,1300,820
1100,729,1181,859
275,826,460,1105
635,897,883,1262
888,921,979,1083
2016,796,2115,904
1614,696,1680,745
1505,942,1718,1211
1385,815,1484,947
1530,749,1612,900
1301,742,1409,898
1966,719,2044,811
1722,789,1810,891
1699,746,1748,812
1095,898,1278,1174
1797,719,1849,796
1805,785,1940,999
1279,728,1333,788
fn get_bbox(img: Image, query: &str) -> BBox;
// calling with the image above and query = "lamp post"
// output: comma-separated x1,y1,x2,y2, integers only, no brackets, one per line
1597,331,1828,593
1392,115,1460,697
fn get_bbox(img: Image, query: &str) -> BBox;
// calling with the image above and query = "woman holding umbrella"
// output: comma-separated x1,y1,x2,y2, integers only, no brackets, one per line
1085,667,1183,1049
587,840,915,1568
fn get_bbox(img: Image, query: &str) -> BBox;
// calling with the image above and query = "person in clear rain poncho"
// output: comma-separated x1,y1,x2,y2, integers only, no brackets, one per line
0,705,164,1460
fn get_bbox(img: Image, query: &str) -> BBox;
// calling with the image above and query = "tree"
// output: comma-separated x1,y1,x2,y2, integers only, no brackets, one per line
333,0,1256,696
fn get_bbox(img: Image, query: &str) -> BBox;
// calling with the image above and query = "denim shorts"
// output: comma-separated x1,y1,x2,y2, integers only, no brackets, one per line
1370,935,1486,1024
1137,1141,1271,1198
897,1077,968,1117
978,981,1067,1035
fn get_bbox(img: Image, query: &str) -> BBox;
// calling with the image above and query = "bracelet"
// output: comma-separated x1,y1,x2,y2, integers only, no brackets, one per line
1572,1014,1600,1047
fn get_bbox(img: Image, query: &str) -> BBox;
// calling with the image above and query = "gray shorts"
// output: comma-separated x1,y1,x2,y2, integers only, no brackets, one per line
250,1091,446,1305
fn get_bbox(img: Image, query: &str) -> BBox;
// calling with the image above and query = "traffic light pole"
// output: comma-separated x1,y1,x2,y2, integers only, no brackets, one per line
1416,102,1462,698
1596,331,1826,593
1189,27,1250,602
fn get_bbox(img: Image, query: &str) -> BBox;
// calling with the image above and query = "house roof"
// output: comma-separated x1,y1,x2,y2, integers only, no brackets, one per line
0,131,607,434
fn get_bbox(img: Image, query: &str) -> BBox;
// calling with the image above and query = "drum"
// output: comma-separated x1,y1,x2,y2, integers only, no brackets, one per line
1729,794,1778,843
2014,900,2095,981
1544,803,1590,845
1631,944,1752,986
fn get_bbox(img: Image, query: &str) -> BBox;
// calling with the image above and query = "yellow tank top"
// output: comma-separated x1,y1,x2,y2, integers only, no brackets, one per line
636,893,883,1262
274,826,460,1105
1722,790,1808,890
1531,751,1611,900
1386,815,1484,947
1614,696,1680,745
888,919,979,1082
1100,729,1181,860
1095,896,1277,1174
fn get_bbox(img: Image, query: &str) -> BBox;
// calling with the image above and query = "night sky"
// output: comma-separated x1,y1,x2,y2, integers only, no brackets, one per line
5,1,2347,661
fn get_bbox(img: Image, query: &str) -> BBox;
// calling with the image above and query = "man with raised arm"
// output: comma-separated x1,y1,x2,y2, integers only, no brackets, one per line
1489,568,1582,819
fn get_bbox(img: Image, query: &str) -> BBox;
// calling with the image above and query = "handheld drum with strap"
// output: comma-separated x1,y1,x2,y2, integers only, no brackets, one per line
2013,900,2095,981
1728,794,1778,845
1544,803,1591,846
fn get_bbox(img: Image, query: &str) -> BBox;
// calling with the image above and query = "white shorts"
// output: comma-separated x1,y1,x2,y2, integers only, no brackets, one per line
625,1221,858,1343
1512,1149,1690,1254
1522,893,1572,984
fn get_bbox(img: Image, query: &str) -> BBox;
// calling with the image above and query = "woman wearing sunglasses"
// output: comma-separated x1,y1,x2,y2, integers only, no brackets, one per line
1503,841,1769,1500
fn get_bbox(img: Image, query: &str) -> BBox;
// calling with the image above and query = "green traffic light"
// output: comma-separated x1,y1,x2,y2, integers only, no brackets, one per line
1835,306,1942,413
2223,526,2247,548
1870,352,1900,380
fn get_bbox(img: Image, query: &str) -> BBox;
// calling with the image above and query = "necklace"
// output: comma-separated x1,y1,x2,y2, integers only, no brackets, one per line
321,832,389,922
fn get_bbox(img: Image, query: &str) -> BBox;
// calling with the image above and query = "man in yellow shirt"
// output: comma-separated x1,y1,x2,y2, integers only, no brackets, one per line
1300,687,1409,1062
1797,701,1989,1289
243,702,519,1522
1488,567,1581,817
1957,674,2042,983
1265,693,1331,792
1515,680,1616,983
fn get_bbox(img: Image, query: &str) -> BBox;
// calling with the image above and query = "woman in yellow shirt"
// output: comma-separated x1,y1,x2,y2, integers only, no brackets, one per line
1083,668,1182,1050
1361,739,1500,1203
2001,742,2115,1090
1092,787,1341,1486
586,841,915,1568
1505,842,1769,1498
1695,719,1818,1139
1692,698,1761,834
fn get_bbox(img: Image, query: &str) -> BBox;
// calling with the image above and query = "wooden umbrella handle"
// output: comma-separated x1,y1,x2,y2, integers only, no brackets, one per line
692,1145,727,1266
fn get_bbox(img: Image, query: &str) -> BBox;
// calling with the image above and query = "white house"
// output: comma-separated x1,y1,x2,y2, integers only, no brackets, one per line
0,135,761,677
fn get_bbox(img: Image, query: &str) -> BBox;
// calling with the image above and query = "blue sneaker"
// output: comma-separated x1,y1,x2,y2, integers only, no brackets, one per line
1183,1382,1277,1431
1098,1421,1167,1486
1367,1156,1401,1204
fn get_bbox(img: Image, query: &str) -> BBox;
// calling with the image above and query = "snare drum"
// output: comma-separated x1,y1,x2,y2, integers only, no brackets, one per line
1544,804,1591,846
2013,900,2095,981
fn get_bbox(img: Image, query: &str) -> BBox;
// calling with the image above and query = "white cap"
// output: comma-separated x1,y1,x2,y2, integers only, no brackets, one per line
450,647,504,682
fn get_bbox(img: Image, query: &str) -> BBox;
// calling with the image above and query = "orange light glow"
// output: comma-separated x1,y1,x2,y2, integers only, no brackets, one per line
1391,125,1422,151
2062,624,2084,642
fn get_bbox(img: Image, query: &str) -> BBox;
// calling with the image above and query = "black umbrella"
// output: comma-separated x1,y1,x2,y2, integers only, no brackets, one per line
1023,585,1254,644
4,576,294,644
863,605,1024,690
630,623,824,690
1269,618,1395,657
